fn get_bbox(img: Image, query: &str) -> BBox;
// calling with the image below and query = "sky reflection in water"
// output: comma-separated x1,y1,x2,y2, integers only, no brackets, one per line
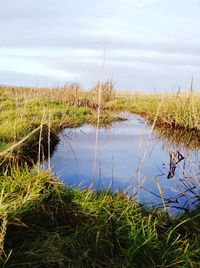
50,113,200,212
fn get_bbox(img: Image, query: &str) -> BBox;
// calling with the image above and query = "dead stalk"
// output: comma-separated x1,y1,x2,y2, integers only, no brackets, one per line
48,113,51,172
0,126,42,157
154,177,168,213
0,213,7,259
92,82,102,185
37,110,46,172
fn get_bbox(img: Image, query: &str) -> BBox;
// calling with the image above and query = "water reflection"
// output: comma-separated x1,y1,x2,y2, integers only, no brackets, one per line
154,126,200,150
49,113,200,213
167,150,185,179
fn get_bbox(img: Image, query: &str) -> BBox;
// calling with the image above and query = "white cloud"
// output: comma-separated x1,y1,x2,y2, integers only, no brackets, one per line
0,0,200,90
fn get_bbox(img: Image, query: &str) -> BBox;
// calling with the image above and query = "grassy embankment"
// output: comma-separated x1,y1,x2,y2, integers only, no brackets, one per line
1,84,200,267
109,89,200,148
0,83,115,165
1,167,200,267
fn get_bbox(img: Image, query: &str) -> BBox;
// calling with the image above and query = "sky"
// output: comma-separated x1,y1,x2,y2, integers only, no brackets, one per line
0,0,200,91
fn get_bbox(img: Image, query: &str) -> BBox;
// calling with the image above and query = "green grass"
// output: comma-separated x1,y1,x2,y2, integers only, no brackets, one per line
2,85,200,155
0,85,116,165
1,167,200,267
0,85,115,145
107,91,200,133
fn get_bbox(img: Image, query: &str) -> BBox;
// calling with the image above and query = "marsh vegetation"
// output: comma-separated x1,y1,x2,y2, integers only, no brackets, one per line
1,83,200,267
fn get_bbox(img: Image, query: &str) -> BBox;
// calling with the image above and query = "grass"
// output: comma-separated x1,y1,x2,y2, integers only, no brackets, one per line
2,84,200,155
1,167,200,267
1,83,200,266
106,90,200,149
0,84,116,165
108,90,200,133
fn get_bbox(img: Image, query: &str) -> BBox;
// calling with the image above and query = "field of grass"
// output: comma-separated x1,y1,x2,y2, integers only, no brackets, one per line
1,84,200,267
109,89,200,134
0,83,116,166
1,167,200,267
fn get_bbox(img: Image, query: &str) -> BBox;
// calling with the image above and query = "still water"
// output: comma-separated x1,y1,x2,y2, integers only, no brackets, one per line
50,113,200,212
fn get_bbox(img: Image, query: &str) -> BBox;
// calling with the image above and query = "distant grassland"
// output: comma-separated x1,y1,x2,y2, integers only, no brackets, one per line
0,83,114,151
1,83,200,168
0,83,117,164
110,90,200,132
1,83,200,267
1,84,200,174
1,84,200,150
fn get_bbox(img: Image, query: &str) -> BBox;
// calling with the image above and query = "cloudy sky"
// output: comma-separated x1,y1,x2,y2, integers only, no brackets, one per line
0,0,200,91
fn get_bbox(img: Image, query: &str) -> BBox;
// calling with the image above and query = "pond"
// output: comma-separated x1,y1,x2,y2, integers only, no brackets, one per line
49,113,200,213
